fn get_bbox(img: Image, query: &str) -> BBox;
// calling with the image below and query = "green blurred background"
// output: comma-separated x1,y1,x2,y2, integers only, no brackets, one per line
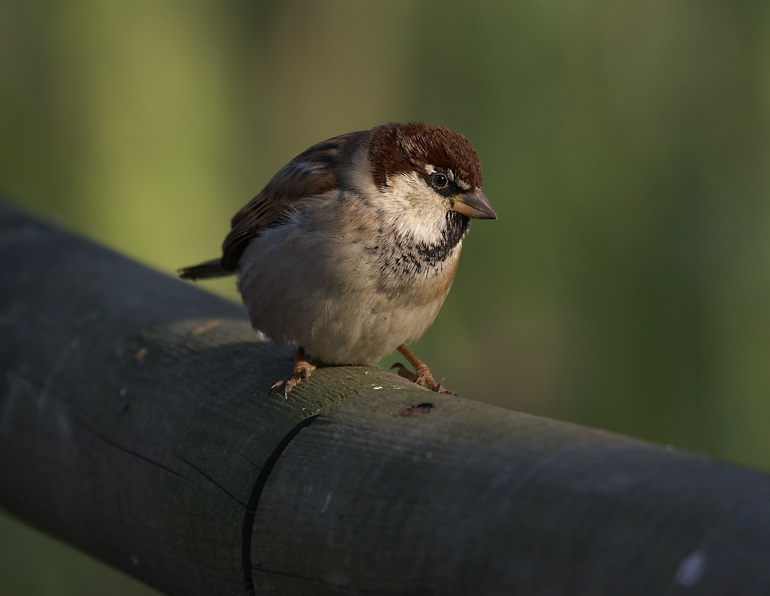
1,1,769,594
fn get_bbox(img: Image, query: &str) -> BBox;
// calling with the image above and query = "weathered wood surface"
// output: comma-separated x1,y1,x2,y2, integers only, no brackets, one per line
1,201,769,596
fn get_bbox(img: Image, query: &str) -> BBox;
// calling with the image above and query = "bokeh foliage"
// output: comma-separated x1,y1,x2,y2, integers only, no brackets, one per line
1,1,769,594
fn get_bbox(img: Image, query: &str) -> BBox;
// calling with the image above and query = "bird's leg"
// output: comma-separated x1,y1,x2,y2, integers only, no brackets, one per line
270,346,316,398
391,344,455,395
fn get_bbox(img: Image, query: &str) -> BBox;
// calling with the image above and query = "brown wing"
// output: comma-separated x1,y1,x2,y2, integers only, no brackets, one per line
219,131,362,271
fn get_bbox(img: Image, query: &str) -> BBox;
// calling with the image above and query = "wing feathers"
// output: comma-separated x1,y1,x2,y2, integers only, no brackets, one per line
178,130,366,279
220,131,362,270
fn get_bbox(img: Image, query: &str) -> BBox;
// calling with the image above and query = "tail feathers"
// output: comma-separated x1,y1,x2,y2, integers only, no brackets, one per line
178,259,233,280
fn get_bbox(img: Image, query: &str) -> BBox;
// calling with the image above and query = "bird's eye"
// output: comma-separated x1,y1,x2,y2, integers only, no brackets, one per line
430,172,449,189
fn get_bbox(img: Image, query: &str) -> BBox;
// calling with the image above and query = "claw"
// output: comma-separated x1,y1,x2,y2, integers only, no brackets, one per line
390,362,412,379
269,347,316,398
391,362,427,386
392,345,456,395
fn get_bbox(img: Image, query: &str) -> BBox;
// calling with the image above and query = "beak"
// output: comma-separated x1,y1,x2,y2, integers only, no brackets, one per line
451,189,498,220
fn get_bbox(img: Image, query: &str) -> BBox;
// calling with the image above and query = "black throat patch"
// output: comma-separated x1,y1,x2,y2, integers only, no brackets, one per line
415,210,469,265
373,210,469,278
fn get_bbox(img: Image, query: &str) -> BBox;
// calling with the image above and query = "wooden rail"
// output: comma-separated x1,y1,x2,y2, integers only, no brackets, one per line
1,201,769,595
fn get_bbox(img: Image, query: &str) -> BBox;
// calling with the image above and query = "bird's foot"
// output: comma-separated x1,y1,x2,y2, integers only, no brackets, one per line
391,345,455,395
270,346,316,398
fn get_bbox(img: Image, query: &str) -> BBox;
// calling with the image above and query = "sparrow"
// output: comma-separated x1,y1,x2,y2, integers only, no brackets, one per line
179,122,496,396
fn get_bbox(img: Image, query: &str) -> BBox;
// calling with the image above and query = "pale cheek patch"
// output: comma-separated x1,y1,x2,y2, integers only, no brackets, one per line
375,172,449,245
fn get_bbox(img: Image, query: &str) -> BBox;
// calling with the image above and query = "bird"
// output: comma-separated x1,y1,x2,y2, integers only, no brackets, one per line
179,122,496,396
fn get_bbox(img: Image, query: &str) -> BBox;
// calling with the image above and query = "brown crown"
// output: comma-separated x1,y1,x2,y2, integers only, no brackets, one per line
367,122,483,190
